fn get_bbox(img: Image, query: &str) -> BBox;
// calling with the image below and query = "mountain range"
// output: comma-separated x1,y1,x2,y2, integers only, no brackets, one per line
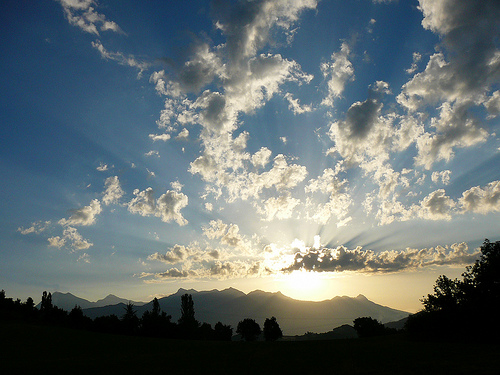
47,288,409,336
36,292,145,311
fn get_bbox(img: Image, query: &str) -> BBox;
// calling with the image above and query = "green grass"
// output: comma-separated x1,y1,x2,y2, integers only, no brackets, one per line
1,321,499,374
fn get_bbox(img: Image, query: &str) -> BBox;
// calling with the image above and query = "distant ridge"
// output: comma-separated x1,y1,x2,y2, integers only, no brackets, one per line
37,292,145,312
80,288,409,336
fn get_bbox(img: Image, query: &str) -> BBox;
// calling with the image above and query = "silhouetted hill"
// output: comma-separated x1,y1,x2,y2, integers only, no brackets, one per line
286,324,358,340
83,288,409,335
36,292,144,312
384,316,408,330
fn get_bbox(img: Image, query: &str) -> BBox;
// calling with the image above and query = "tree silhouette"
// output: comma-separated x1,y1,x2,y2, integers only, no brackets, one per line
121,301,139,334
353,317,386,337
408,239,500,340
237,318,261,341
214,322,233,341
40,291,52,311
263,316,283,341
178,294,198,338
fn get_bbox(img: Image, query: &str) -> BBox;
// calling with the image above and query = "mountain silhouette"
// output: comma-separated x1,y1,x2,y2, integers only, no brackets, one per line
81,288,409,335
37,292,145,312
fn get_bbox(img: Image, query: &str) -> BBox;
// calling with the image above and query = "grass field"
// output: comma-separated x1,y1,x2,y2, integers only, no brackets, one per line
1,321,499,374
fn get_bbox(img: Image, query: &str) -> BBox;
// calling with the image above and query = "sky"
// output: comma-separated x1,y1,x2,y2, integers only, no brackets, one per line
1,0,499,313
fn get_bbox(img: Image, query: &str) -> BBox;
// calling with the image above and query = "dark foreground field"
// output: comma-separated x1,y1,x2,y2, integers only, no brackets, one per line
1,321,499,375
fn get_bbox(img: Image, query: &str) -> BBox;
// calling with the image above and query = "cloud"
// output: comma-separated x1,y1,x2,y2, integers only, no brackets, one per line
176,128,189,140
459,180,500,214
203,220,244,248
145,150,160,157
414,102,488,169
484,91,500,118
149,133,171,142
96,162,109,171
127,188,156,217
406,52,422,74
127,187,188,226
148,244,192,264
284,93,313,114
251,147,272,169
57,0,123,35
91,41,149,76
304,166,352,225
321,41,355,106
156,190,189,225
58,199,102,226
215,0,317,62
431,170,451,185
398,0,500,110
284,242,479,273
18,221,51,235
416,189,455,220
177,43,225,93
256,193,300,221
155,268,196,279
102,176,124,205
48,236,66,248
48,226,92,251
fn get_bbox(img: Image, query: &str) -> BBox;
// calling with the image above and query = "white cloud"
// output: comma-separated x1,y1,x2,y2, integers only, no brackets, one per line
321,41,355,106
414,101,488,169
91,41,149,76
431,170,451,185
484,91,500,118
48,236,66,248
57,0,123,35
176,128,189,140
18,221,50,235
58,199,102,226
284,93,313,114
63,226,93,250
406,52,422,74
102,176,124,205
156,190,189,226
257,193,300,221
96,162,109,171
149,133,171,142
416,189,455,220
251,147,272,169
127,187,156,217
459,181,500,214
127,187,188,226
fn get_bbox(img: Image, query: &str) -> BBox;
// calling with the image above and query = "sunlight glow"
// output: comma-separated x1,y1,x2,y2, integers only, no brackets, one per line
281,269,326,301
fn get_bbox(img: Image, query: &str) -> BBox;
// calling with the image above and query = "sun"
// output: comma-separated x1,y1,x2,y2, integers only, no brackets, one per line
280,269,326,301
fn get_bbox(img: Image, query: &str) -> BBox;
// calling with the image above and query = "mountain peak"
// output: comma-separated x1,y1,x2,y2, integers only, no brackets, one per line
356,294,368,301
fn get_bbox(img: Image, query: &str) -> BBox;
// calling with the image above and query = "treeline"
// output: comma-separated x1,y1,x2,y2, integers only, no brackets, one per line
0,290,283,341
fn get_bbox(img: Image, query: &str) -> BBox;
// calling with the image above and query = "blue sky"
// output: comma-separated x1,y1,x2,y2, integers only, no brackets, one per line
1,0,499,312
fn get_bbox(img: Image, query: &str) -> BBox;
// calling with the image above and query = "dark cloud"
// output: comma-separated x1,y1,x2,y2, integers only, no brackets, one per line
284,243,479,273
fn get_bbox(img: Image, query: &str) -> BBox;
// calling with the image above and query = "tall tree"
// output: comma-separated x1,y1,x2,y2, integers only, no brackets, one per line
122,301,139,334
178,294,198,338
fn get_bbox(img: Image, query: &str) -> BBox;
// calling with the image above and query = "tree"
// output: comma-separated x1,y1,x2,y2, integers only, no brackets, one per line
407,239,500,340
263,316,283,341
122,301,139,334
353,317,387,338
236,318,261,341
178,294,199,338
41,291,52,311
151,297,161,317
421,275,464,312
214,322,233,341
